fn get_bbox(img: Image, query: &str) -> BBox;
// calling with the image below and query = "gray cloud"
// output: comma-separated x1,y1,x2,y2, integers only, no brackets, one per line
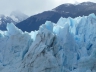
0,0,96,16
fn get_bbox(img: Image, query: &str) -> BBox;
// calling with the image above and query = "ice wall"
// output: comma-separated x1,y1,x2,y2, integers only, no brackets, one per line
0,13,96,72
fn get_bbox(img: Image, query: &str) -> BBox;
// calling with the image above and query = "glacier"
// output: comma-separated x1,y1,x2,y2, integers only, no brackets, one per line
0,13,96,72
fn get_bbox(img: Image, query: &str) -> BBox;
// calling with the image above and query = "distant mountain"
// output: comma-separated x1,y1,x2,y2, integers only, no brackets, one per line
15,2,96,32
0,2,96,32
10,10,28,22
53,2,96,17
0,14,16,30
0,11,28,30
16,11,61,32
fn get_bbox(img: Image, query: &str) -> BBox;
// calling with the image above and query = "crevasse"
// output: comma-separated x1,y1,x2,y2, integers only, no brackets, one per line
0,13,96,72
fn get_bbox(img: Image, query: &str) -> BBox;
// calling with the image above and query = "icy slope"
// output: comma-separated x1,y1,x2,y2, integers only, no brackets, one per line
0,13,96,72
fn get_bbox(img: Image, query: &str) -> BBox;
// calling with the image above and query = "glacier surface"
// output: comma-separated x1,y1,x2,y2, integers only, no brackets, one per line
0,13,96,72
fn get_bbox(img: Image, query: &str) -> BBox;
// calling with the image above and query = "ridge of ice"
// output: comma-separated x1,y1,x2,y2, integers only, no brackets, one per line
0,13,96,72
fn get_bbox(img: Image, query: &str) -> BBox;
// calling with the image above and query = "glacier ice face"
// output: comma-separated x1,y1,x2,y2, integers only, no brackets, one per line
0,23,32,70
1,13,96,72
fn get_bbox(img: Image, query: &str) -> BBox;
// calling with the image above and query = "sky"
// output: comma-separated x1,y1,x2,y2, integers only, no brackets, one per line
0,0,96,16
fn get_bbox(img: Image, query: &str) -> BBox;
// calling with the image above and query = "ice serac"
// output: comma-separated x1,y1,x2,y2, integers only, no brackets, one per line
0,23,32,71
1,13,96,72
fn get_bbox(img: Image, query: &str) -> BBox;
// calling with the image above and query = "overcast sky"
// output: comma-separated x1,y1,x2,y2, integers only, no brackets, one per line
0,0,96,16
